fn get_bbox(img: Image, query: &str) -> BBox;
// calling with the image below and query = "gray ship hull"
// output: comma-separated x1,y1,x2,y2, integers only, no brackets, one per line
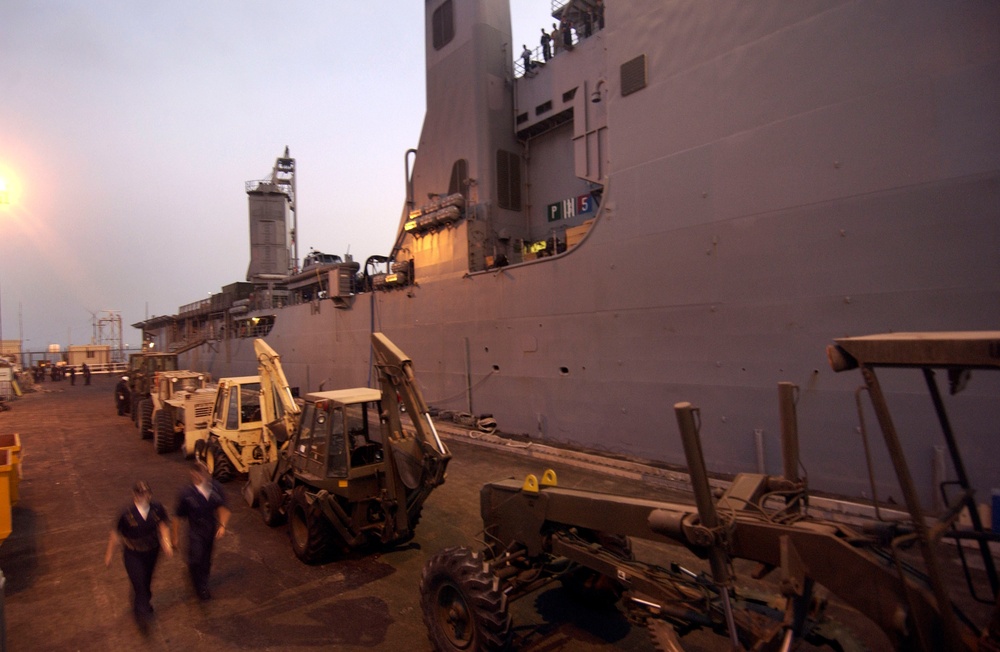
179,0,1000,505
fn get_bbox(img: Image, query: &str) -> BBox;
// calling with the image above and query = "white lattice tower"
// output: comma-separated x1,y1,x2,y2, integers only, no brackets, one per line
97,311,124,362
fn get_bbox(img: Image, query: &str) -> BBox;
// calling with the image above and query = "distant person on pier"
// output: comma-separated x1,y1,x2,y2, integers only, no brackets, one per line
83,362,91,385
115,375,131,416
105,481,172,632
68,365,76,385
540,27,552,60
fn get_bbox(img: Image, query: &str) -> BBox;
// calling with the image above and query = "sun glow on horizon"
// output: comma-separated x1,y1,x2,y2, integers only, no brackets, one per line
0,167,20,208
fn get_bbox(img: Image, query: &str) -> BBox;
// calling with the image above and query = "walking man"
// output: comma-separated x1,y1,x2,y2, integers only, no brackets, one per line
173,461,229,601
105,481,172,631
115,375,131,416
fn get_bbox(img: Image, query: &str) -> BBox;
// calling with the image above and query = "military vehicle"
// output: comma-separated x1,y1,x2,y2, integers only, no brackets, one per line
420,332,1000,652
128,352,179,438
149,370,215,456
197,376,269,483
247,333,451,564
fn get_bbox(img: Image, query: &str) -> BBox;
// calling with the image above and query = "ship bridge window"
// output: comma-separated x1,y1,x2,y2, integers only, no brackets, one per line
496,149,522,211
432,0,454,50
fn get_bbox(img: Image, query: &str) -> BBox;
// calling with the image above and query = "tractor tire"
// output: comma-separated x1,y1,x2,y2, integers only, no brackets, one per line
420,546,512,652
258,482,286,527
205,441,234,483
137,399,153,440
153,409,175,454
288,486,330,564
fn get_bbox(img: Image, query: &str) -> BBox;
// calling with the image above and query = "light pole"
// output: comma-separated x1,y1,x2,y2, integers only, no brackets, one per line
0,178,8,356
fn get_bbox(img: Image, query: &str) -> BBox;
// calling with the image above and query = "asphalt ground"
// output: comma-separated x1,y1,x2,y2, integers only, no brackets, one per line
0,376,899,651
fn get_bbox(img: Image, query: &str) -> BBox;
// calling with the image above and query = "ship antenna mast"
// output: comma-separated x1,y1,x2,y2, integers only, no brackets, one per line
273,146,297,272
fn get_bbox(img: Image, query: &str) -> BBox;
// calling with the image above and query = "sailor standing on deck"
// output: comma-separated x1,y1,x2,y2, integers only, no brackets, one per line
561,20,575,50
540,27,552,61
173,461,229,601
105,481,172,631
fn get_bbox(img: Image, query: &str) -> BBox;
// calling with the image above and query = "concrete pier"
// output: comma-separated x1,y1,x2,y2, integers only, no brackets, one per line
0,377,893,651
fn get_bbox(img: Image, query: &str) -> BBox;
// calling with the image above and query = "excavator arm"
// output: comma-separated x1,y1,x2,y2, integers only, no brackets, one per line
371,332,451,531
253,338,301,445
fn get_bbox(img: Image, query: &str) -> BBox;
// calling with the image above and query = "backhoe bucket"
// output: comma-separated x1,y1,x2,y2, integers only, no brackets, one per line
244,460,277,506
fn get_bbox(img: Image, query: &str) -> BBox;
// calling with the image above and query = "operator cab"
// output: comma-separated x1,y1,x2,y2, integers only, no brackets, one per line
293,388,384,481
211,377,263,431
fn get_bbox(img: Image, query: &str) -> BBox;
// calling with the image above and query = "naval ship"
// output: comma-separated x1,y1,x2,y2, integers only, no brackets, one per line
140,0,1000,505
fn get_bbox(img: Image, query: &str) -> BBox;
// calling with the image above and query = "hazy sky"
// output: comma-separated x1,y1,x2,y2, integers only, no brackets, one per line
0,1,548,352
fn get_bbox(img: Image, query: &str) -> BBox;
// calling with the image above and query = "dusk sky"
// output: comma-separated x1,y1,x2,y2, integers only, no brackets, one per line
0,1,549,353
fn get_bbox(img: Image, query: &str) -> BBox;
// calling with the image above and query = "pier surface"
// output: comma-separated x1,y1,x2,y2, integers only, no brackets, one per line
0,377,891,651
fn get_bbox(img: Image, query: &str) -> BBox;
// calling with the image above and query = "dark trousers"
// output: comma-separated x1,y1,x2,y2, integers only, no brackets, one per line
123,548,159,621
187,532,216,596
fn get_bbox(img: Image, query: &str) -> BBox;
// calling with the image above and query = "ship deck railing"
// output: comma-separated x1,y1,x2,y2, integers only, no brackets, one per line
516,0,605,78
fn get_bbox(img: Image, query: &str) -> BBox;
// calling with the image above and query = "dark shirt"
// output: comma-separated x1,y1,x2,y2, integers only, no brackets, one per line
176,481,226,538
115,502,169,552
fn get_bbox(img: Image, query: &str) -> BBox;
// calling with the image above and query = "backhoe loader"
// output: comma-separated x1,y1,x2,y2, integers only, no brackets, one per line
246,333,451,563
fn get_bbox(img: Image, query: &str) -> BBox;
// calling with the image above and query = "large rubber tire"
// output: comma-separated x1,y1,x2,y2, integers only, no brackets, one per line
205,441,234,483
420,546,512,652
288,486,330,564
153,409,175,454
137,399,153,440
258,482,286,527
